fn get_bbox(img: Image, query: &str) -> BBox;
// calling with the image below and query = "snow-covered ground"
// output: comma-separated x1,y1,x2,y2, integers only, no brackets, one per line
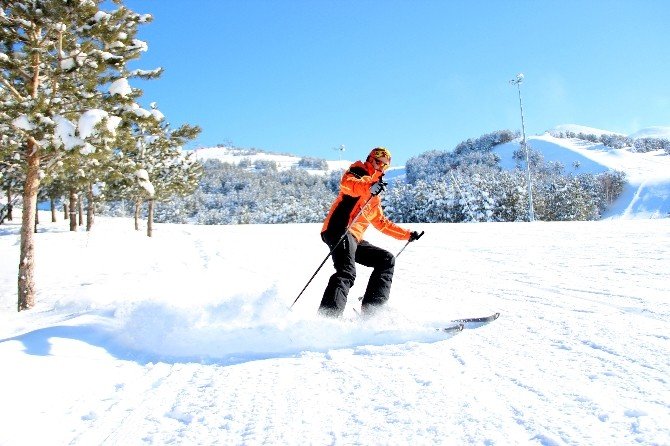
1,214,668,445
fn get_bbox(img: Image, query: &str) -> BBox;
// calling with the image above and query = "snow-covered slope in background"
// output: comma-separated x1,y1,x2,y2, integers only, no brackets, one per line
192,146,351,173
187,125,670,219
495,126,670,219
190,145,409,186
548,124,670,141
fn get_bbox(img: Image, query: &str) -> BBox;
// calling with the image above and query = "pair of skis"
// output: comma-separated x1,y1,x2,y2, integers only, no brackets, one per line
437,312,500,333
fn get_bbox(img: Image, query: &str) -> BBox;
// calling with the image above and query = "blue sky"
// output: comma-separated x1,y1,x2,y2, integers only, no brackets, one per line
125,0,669,165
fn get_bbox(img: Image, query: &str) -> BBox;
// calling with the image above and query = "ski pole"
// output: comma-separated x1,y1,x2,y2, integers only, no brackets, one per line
395,230,424,258
290,193,377,309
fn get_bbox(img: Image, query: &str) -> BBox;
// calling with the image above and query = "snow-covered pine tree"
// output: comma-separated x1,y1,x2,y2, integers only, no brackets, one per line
0,146,22,223
0,86,23,223
133,119,201,236
596,170,626,210
104,112,202,235
0,0,157,311
493,170,527,222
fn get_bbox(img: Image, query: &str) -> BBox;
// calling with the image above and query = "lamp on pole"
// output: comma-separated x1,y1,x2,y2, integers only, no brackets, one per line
333,144,345,161
509,73,535,222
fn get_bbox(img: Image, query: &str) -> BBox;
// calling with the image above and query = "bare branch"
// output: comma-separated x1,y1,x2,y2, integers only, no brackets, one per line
0,77,24,100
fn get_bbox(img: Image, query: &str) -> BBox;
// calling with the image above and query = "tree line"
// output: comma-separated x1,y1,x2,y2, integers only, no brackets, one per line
97,129,628,227
98,158,339,225
550,130,670,154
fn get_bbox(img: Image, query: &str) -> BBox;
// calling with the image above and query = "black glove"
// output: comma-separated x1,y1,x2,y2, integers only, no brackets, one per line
369,180,386,196
409,230,424,242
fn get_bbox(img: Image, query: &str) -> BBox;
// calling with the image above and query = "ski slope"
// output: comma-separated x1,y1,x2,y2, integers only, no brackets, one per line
495,129,670,219
1,215,668,445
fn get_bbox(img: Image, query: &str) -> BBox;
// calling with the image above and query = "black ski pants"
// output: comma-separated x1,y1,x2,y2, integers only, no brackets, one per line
318,231,396,317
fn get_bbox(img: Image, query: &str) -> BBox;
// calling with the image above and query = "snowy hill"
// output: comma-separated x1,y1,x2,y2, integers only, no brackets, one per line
191,145,408,186
1,215,668,444
191,145,351,173
495,128,670,219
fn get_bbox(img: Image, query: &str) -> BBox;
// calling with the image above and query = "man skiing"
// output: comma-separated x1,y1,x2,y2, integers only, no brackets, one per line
319,147,423,318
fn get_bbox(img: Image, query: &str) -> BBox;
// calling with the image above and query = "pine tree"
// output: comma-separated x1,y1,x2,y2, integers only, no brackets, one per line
135,120,201,236
0,0,158,310
101,110,201,234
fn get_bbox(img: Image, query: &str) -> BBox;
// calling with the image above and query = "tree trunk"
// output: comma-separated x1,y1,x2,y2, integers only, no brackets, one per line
86,184,94,231
18,23,45,311
18,143,40,311
147,199,154,237
63,202,68,220
50,196,56,222
78,194,83,226
69,190,77,231
134,200,141,231
6,187,12,221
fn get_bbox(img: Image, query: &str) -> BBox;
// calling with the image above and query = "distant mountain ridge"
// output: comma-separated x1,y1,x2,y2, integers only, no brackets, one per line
549,124,625,137
549,124,670,140
627,126,670,140
191,145,352,173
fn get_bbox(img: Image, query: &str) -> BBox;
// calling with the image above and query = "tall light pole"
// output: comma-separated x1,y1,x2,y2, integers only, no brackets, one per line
509,73,535,222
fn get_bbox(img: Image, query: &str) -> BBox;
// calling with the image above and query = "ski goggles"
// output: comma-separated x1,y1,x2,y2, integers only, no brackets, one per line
373,157,390,171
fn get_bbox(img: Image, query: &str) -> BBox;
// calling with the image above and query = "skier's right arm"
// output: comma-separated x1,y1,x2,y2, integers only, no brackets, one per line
340,170,374,197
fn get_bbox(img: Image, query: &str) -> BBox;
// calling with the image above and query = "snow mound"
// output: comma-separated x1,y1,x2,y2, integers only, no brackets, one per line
110,290,461,364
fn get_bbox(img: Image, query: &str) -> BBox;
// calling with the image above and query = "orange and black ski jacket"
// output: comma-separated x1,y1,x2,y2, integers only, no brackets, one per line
321,160,411,242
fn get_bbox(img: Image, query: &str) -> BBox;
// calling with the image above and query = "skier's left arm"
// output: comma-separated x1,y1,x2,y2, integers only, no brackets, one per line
370,208,412,241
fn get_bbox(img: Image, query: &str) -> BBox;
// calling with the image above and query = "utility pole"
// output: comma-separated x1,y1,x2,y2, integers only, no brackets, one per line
509,73,535,221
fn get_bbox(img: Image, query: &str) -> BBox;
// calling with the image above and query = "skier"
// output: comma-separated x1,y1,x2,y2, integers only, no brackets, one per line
319,147,423,318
